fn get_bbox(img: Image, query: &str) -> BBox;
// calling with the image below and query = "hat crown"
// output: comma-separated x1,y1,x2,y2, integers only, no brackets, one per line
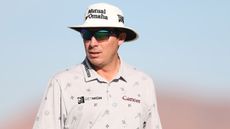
69,3,138,42
83,3,125,27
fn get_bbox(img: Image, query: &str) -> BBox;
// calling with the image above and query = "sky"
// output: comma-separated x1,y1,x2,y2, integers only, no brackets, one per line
0,0,230,120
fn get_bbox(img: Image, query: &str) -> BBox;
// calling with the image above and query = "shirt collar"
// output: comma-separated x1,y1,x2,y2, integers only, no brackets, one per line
81,58,98,82
81,57,129,83
113,58,127,82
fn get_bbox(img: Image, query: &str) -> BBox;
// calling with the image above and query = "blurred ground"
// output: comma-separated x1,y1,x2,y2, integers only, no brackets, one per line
1,90,230,129
158,91,230,129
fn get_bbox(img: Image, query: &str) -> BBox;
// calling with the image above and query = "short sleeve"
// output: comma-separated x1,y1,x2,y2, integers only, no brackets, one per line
32,78,66,129
145,79,162,129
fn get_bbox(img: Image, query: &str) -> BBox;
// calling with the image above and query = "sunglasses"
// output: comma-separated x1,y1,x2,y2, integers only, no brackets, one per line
80,29,119,41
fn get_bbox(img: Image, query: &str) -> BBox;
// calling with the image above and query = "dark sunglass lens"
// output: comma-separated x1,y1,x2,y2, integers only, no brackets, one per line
81,29,92,40
94,30,110,40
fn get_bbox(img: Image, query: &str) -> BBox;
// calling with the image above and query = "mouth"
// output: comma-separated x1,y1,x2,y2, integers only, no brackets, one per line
88,51,101,58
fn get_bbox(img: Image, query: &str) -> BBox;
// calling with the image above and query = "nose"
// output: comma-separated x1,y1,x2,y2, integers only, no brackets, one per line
89,37,98,47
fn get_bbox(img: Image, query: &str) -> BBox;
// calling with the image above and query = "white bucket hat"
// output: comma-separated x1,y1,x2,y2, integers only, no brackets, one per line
69,3,138,42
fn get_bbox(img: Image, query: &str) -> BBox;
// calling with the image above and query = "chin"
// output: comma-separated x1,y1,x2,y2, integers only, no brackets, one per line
88,58,103,66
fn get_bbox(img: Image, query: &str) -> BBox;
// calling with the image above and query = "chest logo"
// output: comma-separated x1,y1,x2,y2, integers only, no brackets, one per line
122,96,141,103
77,96,103,104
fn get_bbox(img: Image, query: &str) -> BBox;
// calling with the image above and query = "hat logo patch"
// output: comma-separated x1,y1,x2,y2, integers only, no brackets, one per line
85,9,108,20
117,14,124,23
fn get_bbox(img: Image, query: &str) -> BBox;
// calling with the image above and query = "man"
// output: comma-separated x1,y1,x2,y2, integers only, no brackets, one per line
33,3,162,129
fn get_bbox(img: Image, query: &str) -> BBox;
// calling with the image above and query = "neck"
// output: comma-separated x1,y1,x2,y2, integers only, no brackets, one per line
93,57,121,81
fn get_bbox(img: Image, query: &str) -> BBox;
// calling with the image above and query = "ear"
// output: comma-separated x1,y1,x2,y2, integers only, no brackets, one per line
118,32,126,45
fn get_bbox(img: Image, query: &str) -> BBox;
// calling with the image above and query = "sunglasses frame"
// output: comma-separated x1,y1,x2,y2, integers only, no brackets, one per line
80,28,120,41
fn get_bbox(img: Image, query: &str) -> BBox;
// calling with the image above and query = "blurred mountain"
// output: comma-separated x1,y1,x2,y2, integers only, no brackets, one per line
1,90,230,129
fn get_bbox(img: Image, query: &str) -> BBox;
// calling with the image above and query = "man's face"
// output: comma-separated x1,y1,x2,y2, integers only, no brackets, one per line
81,28,125,68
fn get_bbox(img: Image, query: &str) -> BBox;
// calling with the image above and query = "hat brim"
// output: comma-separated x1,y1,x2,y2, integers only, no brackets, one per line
69,26,138,42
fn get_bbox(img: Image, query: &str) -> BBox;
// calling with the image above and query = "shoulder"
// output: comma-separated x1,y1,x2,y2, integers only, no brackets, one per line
123,63,157,103
50,64,84,83
123,62,154,83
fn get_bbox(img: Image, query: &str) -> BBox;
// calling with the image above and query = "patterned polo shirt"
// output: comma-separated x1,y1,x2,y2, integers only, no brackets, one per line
32,58,162,129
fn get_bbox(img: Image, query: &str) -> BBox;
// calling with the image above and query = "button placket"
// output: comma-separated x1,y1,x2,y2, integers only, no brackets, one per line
103,82,111,128
106,83,110,101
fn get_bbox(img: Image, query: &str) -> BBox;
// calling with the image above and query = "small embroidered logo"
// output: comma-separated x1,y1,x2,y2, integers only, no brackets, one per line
77,96,103,104
77,96,85,104
117,14,124,23
85,9,108,20
122,96,141,103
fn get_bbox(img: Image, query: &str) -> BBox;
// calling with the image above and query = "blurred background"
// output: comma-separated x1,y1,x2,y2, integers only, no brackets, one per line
0,0,229,129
